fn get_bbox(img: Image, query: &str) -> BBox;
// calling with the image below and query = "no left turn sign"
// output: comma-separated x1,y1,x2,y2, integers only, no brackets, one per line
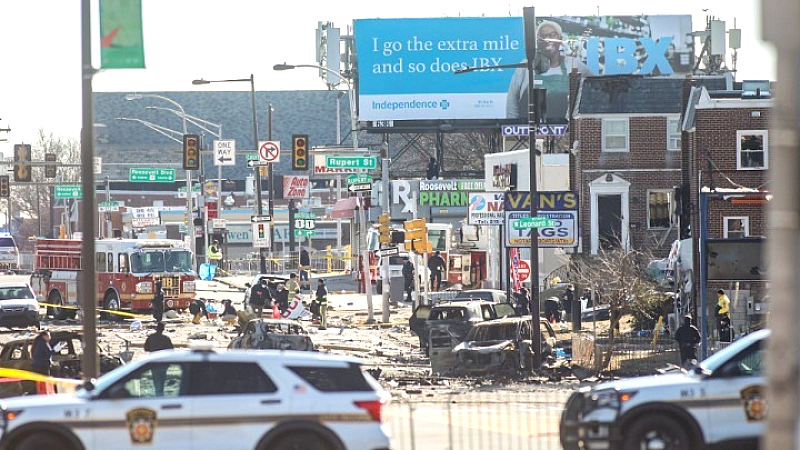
259,141,281,163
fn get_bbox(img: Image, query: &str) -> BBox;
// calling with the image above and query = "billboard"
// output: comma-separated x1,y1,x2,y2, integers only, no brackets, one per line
355,15,692,123
468,192,505,225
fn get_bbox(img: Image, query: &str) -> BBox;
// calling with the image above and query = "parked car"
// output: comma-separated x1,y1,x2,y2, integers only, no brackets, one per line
229,318,315,351
0,331,124,397
452,289,508,304
0,282,40,329
0,348,390,450
409,300,517,355
452,317,557,375
560,329,767,450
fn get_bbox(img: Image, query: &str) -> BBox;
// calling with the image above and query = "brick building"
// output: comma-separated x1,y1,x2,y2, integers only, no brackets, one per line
684,80,772,337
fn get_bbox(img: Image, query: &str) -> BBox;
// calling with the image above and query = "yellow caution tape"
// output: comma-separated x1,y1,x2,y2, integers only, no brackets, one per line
39,302,151,319
0,368,81,385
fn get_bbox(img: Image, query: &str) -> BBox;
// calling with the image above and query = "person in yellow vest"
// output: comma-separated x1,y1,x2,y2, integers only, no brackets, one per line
716,289,732,342
207,240,222,266
286,273,301,298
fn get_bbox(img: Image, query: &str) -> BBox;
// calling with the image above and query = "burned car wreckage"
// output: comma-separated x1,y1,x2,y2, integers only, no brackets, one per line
228,318,316,351
450,317,557,375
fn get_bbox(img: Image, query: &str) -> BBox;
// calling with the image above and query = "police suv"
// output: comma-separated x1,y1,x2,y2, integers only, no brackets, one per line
0,348,390,450
560,329,767,450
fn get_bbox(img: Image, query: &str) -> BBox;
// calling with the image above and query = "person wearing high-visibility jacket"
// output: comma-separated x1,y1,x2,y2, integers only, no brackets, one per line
286,273,301,298
207,240,222,266
316,278,328,330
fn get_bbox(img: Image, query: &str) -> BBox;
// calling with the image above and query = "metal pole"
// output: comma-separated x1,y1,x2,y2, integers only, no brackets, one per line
80,0,98,380
381,143,391,322
763,1,800,445
267,102,275,256
249,75,267,274
524,6,543,370
360,193,374,322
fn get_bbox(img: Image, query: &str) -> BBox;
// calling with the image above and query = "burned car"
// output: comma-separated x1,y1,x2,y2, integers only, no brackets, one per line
409,300,517,355
228,318,316,351
452,317,557,375
0,331,125,397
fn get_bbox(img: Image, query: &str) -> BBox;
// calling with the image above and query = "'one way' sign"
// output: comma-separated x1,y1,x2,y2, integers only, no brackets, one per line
213,140,236,166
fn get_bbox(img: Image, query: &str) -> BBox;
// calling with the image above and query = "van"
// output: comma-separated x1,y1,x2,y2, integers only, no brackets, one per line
0,232,19,272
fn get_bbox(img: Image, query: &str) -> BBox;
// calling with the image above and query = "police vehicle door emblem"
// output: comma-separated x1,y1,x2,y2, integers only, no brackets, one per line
740,385,767,421
126,408,157,444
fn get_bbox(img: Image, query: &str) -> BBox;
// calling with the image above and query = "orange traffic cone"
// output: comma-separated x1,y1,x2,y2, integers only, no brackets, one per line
271,303,281,319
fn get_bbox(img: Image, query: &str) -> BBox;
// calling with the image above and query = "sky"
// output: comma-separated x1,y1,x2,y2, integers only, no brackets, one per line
0,0,774,158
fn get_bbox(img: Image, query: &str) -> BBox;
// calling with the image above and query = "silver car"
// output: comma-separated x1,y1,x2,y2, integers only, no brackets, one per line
0,282,39,329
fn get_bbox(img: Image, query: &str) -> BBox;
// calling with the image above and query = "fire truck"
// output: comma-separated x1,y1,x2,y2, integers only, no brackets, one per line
30,239,196,320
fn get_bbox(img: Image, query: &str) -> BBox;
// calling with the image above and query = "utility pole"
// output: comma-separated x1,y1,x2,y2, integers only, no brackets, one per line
381,140,391,322
763,0,800,447
523,6,543,370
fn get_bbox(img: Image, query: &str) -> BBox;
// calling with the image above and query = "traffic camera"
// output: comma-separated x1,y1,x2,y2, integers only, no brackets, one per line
292,134,309,171
183,134,200,170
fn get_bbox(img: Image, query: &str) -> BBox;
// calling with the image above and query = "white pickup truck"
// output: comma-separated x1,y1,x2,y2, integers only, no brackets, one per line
560,329,767,450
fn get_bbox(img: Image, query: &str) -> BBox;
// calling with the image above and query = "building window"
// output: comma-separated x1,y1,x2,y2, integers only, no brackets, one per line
737,130,768,170
668,117,681,151
647,190,673,229
602,118,629,152
724,216,749,238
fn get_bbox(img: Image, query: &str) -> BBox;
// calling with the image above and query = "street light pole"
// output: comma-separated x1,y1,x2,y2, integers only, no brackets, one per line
273,63,376,321
125,93,196,270
192,75,267,274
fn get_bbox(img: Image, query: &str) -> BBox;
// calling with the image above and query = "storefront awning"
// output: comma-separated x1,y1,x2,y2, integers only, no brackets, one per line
330,197,359,219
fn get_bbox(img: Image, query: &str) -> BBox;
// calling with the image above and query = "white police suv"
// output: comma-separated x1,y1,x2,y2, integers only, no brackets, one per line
0,348,390,450
560,329,767,450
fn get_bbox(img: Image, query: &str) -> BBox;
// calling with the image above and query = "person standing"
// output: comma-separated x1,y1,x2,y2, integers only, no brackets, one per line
545,297,561,323
207,240,223,266
515,288,530,316
674,314,701,367
152,279,164,323
286,273,301,298
249,279,270,318
428,251,446,292
316,279,328,330
31,331,64,376
299,248,311,292
715,289,732,342
144,322,174,353
402,260,415,303
562,284,575,319
144,323,173,396
275,284,290,315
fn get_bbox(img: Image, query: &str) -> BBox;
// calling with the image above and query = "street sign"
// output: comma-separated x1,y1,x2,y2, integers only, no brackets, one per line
213,140,236,166
252,222,270,248
247,160,269,168
54,185,82,199
177,185,201,198
347,183,372,193
326,156,377,170
130,168,176,183
93,157,102,175
518,259,531,282
258,141,281,163
98,201,121,212
245,152,259,161
130,207,160,228
376,247,400,258
211,219,228,230
513,216,557,229
250,215,272,223
294,212,316,237
347,174,373,185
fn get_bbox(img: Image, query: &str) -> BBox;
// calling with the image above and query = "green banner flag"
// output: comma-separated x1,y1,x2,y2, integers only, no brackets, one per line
100,0,145,69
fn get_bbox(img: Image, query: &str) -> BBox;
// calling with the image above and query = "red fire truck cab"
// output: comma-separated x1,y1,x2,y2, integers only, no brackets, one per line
31,239,196,320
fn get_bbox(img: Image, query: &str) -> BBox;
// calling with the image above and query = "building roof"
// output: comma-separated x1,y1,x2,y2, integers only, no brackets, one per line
574,76,685,116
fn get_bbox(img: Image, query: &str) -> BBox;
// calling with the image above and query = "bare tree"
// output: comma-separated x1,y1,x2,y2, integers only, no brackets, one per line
8,130,80,249
569,246,664,371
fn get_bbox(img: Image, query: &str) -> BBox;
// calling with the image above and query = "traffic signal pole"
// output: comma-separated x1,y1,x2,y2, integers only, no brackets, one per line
381,143,391,322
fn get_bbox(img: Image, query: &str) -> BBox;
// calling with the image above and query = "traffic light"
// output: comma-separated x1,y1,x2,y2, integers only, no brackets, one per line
183,134,200,170
44,153,57,179
292,134,309,171
378,213,391,244
257,223,266,239
404,218,430,253
13,144,31,182
0,176,9,198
